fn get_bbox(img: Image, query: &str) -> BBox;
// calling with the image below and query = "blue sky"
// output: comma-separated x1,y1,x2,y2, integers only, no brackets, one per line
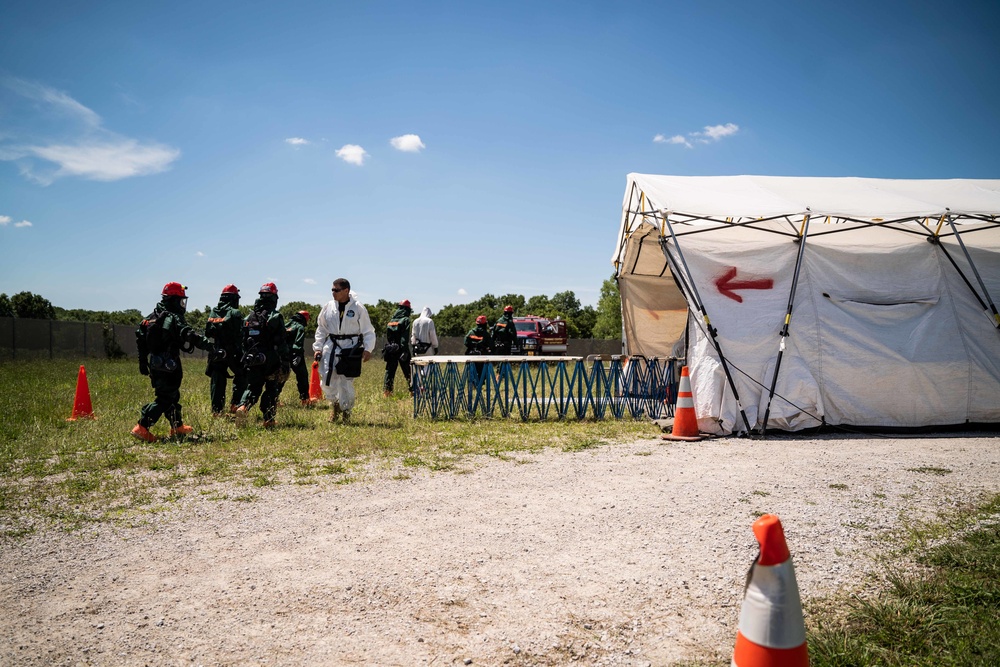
2,1,998,314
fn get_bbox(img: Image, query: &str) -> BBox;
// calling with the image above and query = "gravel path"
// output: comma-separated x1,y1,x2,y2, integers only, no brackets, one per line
2,432,999,666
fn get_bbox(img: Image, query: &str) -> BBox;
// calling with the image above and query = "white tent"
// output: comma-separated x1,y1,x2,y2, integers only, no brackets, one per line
613,174,1000,434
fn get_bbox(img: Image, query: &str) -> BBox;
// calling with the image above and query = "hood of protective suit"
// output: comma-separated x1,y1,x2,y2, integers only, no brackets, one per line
420,307,433,319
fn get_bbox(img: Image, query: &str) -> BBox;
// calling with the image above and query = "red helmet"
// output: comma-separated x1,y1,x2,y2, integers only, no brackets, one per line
399,299,411,308
298,310,310,321
162,282,187,297
259,282,278,295
221,284,239,295
503,305,513,313
476,315,487,325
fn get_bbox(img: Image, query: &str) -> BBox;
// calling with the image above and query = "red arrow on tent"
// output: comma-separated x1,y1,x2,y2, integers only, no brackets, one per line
714,266,774,303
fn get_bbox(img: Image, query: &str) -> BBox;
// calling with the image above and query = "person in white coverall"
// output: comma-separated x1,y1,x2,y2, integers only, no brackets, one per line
410,306,439,356
312,278,376,422
409,306,440,392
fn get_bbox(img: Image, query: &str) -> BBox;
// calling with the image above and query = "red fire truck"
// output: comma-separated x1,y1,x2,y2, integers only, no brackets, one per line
513,316,568,355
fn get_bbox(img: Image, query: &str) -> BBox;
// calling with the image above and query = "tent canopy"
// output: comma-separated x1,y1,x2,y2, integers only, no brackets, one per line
614,174,1000,434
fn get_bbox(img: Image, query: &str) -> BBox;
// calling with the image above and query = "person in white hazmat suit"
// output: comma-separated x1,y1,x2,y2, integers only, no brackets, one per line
410,306,439,356
410,306,439,392
312,278,376,422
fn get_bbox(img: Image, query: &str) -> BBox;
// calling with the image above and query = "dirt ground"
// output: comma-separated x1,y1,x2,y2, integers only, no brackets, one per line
2,432,999,666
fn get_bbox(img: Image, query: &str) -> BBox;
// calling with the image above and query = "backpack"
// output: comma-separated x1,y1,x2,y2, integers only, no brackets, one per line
137,309,170,356
136,309,178,372
242,308,272,367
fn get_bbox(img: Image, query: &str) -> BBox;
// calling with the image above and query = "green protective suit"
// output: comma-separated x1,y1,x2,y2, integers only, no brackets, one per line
464,322,492,355
491,312,518,355
284,312,310,401
136,298,211,429
204,293,247,414
238,295,291,422
464,321,492,385
383,305,412,392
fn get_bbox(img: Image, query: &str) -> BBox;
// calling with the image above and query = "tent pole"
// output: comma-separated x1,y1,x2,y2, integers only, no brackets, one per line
945,215,1000,329
658,214,754,436
761,213,812,437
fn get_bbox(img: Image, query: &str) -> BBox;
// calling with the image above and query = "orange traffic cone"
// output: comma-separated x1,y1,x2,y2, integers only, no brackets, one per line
662,365,701,441
308,360,323,402
67,365,96,421
732,514,809,667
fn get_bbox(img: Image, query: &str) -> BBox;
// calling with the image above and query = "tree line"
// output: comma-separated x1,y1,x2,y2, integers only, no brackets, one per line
1,278,623,340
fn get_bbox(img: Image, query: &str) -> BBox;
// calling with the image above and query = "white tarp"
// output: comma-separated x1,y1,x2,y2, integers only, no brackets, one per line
614,174,1000,433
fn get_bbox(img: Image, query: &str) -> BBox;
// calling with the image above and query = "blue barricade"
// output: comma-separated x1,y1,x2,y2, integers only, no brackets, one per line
411,356,679,420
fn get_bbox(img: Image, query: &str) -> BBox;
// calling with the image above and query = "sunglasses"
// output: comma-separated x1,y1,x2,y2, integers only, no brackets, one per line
332,287,346,293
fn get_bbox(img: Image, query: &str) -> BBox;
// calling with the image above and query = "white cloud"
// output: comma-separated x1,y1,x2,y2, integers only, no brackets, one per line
698,123,739,141
390,134,425,152
0,215,10,226
19,140,180,182
0,77,181,184
655,122,739,149
285,137,309,147
303,278,317,285
336,144,368,166
654,134,692,148
196,251,205,257
14,220,32,228
6,77,101,128
457,288,468,296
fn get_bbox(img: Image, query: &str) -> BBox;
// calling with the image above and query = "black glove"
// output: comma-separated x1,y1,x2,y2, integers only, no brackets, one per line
139,356,150,376
314,351,322,362
291,355,302,368
214,348,227,360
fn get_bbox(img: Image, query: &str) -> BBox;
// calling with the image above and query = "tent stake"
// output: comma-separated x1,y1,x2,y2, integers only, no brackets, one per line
761,214,811,437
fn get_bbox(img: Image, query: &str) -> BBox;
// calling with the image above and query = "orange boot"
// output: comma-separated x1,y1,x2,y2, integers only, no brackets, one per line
169,424,193,437
131,424,158,443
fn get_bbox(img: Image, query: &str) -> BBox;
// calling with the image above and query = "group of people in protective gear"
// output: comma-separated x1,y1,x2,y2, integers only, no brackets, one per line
464,305,518,355
382,301,440,396
130,282,520,440
132,281,312,442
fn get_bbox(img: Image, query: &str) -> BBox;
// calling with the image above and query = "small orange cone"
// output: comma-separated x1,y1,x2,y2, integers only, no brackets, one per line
732,514,809,667
662,365,701,441
309,361,323,402
67,365,96,421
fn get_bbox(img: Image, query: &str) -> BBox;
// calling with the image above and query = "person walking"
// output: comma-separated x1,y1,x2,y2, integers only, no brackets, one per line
464,314,492,384
382,299,413,397
132,282,212,442
411,306,439,356
284,310,314,406
491,305,518,355
204,284,247,416
235,283,291,428
313,278,376,422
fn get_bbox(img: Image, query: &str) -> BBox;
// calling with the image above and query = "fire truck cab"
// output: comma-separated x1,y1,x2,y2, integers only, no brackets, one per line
513,315,568,355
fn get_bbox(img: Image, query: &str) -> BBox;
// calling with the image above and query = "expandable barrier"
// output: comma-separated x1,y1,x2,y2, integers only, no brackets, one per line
411,355,679,420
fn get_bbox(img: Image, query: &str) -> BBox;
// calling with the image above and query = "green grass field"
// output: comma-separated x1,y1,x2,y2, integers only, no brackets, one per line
4,358,998,665
805,494,1000,667
0,357,654,537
